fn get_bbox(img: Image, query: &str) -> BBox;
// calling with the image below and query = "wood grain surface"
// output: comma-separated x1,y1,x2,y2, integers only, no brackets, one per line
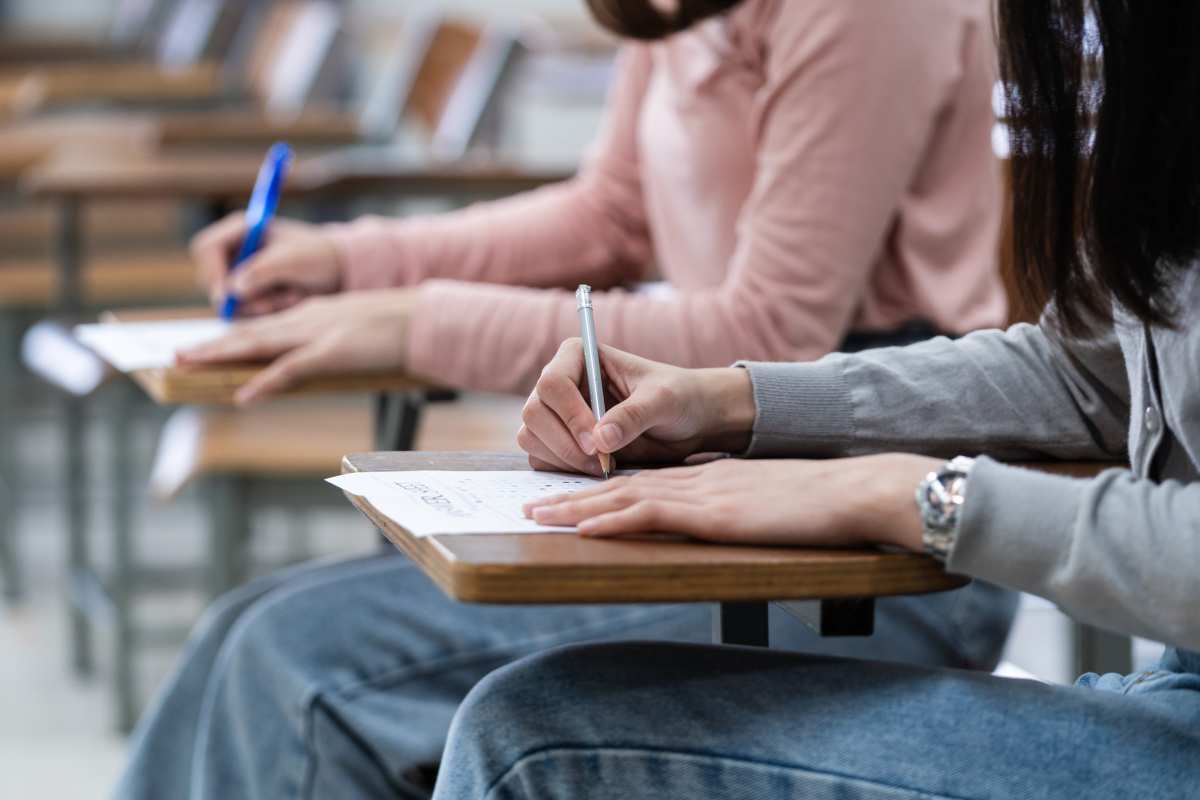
23,148,573,201
339,451,973,606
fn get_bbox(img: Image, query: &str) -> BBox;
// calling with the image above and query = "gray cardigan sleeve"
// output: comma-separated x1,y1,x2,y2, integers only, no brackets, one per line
738,320,1200,650
740,319,1130,461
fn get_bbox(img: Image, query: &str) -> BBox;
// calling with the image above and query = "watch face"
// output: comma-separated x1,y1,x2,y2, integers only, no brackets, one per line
921,477,957,529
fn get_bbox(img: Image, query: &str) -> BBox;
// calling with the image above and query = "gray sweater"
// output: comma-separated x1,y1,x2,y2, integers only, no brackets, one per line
740,267,1200,651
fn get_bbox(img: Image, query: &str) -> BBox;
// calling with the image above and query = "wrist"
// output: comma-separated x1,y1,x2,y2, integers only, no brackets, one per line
696,368,755,453
849,454,939,552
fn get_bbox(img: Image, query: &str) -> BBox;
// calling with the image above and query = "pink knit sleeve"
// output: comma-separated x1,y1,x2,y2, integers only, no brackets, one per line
403,2,990,394
327,47,654,292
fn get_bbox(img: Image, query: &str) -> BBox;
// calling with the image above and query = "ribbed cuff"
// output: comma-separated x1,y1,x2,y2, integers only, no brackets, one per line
947,457,1085,587
736,359,854,458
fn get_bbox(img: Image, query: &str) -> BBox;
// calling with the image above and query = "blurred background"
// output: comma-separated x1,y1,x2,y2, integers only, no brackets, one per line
0,1,1163,796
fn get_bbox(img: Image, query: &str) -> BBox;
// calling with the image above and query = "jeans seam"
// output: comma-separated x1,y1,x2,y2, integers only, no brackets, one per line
297,605,698,799
481,745,980,800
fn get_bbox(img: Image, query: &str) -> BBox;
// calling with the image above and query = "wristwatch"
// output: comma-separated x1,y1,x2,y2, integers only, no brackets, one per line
914,456,976,562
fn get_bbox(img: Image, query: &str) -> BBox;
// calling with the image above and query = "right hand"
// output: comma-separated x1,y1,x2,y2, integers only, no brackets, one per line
518,339,757,476
192,213,345,317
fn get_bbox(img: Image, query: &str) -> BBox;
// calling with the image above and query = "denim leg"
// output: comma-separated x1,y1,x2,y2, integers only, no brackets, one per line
186,557,705,799
116,553,1014,798
435,642,1200,800
113,556,360,799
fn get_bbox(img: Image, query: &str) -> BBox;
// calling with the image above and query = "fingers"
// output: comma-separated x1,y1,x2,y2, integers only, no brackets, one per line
520,389,602,476
234,340,332,405
535,371,600,455
229,243,333,301
529,482,692,526
527,454,564,473
578,500,704,538
191,212,248,301
522,469,699,518
176,318,296,364
516,423,596,476
236,287,309,317
594,383,676,454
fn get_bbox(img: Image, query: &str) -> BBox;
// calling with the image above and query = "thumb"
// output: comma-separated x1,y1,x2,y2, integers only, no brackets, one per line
593,385,672,454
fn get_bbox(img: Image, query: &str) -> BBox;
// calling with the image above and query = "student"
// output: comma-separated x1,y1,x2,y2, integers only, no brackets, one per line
184,0,1005,403
432,2,1200,797
117,1,1015,796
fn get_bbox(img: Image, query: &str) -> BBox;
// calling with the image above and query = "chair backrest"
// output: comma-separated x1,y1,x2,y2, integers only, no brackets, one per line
243,0,346,115
355,16,523,154
107,0,171,49
153,0,249,68
354,13,441,140
428,23,523,161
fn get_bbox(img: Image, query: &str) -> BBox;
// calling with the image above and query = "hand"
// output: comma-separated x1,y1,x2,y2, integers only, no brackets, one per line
518,339,756,476
177,289,416,404
192,213,345,316
524,454,937,550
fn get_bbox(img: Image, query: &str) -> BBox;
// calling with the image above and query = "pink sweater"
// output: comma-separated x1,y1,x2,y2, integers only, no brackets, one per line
330,0,1005,394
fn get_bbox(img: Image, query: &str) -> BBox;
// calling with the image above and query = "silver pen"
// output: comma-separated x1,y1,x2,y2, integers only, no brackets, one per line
575,284,613,478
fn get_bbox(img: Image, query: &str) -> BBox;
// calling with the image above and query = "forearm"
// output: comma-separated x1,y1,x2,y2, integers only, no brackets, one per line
326,176,648,293
739,322,1131,461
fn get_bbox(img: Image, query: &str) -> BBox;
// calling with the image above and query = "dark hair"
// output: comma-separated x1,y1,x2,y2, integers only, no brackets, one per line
584,0,742,40
999,2,1200,333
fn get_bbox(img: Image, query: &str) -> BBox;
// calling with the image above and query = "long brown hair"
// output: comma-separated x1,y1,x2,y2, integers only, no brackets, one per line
999,1,1200,334
584,0,743,40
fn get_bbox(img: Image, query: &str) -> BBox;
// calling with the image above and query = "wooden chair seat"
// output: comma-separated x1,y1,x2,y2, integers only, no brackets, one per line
0,251,201,308
149,393,522,498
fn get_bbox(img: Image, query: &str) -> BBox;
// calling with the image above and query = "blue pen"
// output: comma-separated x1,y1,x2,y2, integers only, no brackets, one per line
219,142,293,321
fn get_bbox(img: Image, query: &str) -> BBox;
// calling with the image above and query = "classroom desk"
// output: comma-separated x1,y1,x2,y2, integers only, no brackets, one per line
102,308,432,405
0,62,226,119
341,451,974,647
22,148,573,313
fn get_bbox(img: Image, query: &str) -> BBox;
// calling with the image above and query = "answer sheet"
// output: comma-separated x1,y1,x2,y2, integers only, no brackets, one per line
327,471,602,536
75,319,231,372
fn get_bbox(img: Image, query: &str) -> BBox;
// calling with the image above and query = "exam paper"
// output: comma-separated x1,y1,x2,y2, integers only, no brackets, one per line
327,470,602,537
75,319,231,372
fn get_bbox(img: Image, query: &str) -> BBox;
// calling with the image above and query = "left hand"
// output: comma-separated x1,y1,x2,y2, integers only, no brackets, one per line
177,288,418,405
524,454,938,550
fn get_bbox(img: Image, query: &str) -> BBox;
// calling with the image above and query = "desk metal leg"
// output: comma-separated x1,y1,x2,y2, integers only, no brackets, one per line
713,602,770,647
0,310,21,603
207,477,250,599
64,394,92,676
56,197,93,675
777,598,876,638
109,380,137,732
373,392,424,451
1074,623,1133,676
372,393,425,551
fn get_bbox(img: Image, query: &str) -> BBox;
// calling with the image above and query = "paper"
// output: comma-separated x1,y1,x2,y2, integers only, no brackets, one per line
75,319,231,372
327,470,602,537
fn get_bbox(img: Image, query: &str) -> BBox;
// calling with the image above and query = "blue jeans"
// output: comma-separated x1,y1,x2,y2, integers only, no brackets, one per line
434,642,1200,799
115,553,1016,799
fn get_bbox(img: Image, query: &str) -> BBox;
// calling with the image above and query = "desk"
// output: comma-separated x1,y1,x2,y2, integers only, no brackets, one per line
23,148,573,313
102,308,431,405
340,451,972,646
